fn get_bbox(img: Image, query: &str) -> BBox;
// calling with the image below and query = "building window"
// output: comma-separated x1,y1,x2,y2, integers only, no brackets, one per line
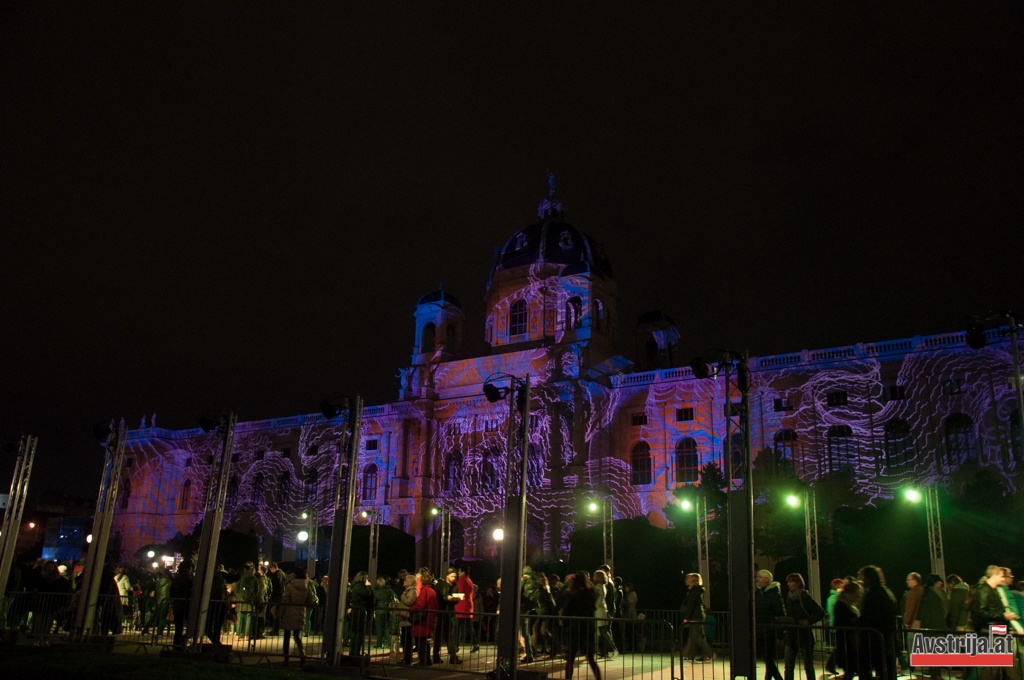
185,457,193,468
118,477,131,510
179,478,192,511
366,439,379,451
282,447,292,458
307,444,319,457
826,391,848,407
477,450,497,489
773,397,793,412
278,472,291,505
826,425,855,473
676,407,694,422
255,449,265,461
566,296,583,330
942,378,966,396
361,464,378,502
943,413,976,468
886,384,906,402
631,413,648,427
509,300,528,336
444,450,463,495
630,442,652,486
773,430,797,475
675,438,699,484
250,473,264,505
305,470,318,504
225,474,239,509
421,322,436,353
883,419,914,473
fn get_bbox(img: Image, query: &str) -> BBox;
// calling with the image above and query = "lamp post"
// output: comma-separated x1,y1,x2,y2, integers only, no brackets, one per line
690,350,755,680
785,490,821,605
431,505,452,576
187,410,237,651
361,508,382,584
74,419,127,640
967,311,1024,464
904,487,945,580
0,435,38,618
301,509,319,579
482,373,530,680
321,394,363,666
679,493,711,601
585,498,614,576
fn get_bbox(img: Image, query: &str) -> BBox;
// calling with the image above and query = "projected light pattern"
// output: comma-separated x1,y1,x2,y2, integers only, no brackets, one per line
106,192,1022,564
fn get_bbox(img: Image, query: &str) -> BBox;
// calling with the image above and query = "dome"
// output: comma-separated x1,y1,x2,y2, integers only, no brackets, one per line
489,174,614,284
417,289,461,308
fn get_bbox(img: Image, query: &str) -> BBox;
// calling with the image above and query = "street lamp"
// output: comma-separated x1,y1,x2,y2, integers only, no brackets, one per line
361,507,382,584
430,505,452,576
676,492,710,601
785,490,821,605
301,509,318,579
584,497,614,576
482,372,531,680
904,487,945,580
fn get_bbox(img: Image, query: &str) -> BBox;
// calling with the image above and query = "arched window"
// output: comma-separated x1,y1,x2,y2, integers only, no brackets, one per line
421,322,436,353
675,438,699,484
250,473,264,506
645,339,659,369
566,297,582,330
826,425,855,473
278,472,291,505
630,442,652,486
305,470,318,504
225,474,239,509
361,464,378,501
884,419,914,474
527,444,544,489
509,300,528,336
445,324,456,351
118,477,132,510
480,449,498,489
444,451,463,495
944,413,976,468
179,478,192,511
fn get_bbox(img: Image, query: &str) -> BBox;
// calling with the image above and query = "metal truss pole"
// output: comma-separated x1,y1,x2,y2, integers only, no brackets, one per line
323,396,363,665
0,435,38,616
602,501,614,576
804,489,821,605
925,486,945,580
307,509,319,579
728,352,756,680
74,419,127,639
187,410,236,651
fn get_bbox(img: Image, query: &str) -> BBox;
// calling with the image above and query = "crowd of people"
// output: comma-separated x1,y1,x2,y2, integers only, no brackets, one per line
755,565,1024,680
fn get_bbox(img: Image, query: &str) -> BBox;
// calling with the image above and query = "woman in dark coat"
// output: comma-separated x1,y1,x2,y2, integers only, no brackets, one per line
347,570,374,655
783,573,825,680
561,571,602,680
409,568,439,666
833,580,863,680
279,567,316,665
857,565,897,680
170,560,193,649
681,572,715,661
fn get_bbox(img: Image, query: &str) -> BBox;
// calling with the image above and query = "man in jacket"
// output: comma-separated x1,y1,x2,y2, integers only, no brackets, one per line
946,574,970,630
432,567,461,664
266,562,286,635
755,570,785,680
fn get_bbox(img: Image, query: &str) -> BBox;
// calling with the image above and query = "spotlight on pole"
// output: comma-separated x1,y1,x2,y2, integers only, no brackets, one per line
483,383,506,403
297,530,309,542
904,488,923,503
319,394,351,420
688,356,711,379
492,528,504,541
786,494,800,508
966,318,988,350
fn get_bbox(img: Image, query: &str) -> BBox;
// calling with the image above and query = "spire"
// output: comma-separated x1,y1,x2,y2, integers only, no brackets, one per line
537,170,564,218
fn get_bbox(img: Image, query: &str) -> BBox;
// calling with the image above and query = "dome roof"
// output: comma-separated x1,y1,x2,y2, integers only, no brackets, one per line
489,174,614,283
417,288,461,308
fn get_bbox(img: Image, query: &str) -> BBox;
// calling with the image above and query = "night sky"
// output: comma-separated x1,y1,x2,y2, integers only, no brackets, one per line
2,3,1022,499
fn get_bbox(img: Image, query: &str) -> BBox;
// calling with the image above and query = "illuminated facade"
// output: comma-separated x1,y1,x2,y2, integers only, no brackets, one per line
111,183,1024,565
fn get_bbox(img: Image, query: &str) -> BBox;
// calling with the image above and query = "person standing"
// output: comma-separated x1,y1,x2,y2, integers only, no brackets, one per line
755,569,785,680
410,568,439,667
347,570,374,655
234,562,257,642
266,562,285,635
593,569,618,658
279,567,316,666
832,580,862,680
782,573,824,680
373,576,398,649
945,574,970,631
454,566,474,655
561,570,602,680
170,560,193,650
858,565,897,680
681,572,714,662
205,564,227,649
431,567,462,663
397,573,417,662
